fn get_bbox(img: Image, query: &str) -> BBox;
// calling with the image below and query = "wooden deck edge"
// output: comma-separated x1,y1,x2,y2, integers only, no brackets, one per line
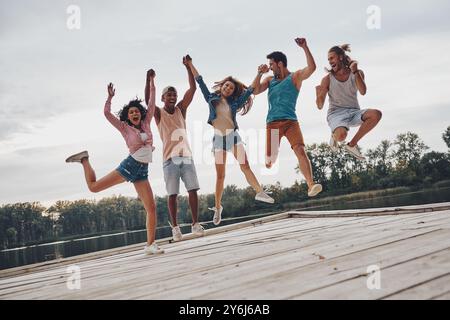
0,212,290,279
287,202,450,218
2,202,448,279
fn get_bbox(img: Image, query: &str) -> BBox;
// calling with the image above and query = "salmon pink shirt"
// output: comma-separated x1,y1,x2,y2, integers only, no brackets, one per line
103,96,155,154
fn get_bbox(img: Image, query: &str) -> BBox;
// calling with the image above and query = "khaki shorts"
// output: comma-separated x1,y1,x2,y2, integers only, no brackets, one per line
266,120,305,160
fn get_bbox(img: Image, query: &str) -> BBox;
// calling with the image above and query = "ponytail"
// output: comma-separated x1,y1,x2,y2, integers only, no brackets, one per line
326,44,352,73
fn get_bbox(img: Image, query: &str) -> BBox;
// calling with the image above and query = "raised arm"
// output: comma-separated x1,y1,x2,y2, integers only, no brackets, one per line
144,69,156,123
186,59,211,102
104,83,126,131
178,55,197,113
252,64,272,95
293,38,317,89
315,75,330,110
349,60,367,95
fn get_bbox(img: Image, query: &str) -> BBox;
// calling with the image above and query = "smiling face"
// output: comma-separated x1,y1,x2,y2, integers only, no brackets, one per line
128,107,142,126
162,90,178,108
220,80,236,98
328,51,343,73
268,59,282,77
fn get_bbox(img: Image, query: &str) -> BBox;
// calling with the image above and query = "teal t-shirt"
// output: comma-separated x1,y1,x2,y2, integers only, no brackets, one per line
267,73,299,123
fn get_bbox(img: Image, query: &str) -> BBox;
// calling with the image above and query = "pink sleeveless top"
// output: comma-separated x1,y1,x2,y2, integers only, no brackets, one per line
156,106,193,161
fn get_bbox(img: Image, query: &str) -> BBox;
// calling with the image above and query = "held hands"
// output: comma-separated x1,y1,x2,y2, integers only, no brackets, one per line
107,83,115,99
183,54,192,67
295,37,307,49
258,64,269,75
146,69,156,83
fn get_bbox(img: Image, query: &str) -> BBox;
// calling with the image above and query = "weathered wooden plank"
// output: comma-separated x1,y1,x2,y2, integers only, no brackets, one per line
295,248,450,300
1,206,449,300
11,216,450,298
384,274,450,300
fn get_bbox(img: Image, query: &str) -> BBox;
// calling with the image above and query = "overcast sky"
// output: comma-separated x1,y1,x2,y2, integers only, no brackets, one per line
1,0,449,206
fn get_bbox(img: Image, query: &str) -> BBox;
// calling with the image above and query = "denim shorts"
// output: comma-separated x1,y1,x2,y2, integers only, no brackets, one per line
163,156,200,196
116,155,149,183
327,108,367,132
212,130,243,152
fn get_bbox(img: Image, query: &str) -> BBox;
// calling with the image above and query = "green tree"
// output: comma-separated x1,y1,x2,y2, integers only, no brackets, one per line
393,132,429,170
443,126,450,148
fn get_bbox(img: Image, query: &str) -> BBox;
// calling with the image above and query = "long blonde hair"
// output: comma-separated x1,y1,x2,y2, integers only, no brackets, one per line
212,76,253,115
325,44,352,73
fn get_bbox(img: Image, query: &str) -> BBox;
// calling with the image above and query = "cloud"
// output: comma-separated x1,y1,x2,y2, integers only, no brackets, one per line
1,0,450,205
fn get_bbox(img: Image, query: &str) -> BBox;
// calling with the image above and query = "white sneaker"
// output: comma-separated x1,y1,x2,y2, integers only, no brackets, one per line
208,206,223,226
66,151,89,163
308,184,323,197
143,242,164,255
344,144,366,160
329,135,339,152
191,223,205,236
171,225,183,242
255,191,275,204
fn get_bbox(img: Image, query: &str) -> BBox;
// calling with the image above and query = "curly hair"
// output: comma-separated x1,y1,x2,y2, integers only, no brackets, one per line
117,98,147,126
212,76,253,115
326,44,352,73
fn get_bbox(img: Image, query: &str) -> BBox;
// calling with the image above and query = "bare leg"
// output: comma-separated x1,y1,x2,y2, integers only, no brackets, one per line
188,190,199,224
333,127,348,142
292,144,315,189
348,109,382,147
167,194,178,227
81,158,125,193
214,150,227,209
232,144,263,193
133,179,157,246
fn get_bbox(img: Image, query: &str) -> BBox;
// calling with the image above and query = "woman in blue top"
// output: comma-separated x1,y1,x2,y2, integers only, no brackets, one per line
186,58,274,226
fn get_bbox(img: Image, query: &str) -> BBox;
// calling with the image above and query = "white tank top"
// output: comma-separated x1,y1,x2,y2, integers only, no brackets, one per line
328,72,360,115
131,133,153,163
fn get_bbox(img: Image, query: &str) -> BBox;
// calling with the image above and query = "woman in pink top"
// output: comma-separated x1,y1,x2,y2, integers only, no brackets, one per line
65,70,163,255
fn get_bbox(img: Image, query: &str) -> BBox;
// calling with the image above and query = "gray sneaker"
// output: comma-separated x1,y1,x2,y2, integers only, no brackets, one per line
66,151,89,163
143,242,164,255
344,144,366,160
308,184,323,197
171,225,183,242
329,135,339,152
191,223,205,236
208,206,223,226
255,191,275,204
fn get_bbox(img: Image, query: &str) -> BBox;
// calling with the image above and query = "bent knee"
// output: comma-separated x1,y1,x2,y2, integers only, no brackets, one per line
333,129,347,142
88,184,101,193
366,109,382,121
374,109,383,120
293,144,307,156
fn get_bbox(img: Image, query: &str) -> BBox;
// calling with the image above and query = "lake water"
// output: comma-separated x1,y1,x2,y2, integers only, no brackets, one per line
1,187,449,270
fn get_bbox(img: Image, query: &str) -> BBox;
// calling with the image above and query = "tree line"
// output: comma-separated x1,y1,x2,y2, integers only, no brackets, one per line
1,128,449,249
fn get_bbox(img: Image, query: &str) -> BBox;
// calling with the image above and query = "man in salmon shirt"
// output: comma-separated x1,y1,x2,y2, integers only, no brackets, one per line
145,55,204,242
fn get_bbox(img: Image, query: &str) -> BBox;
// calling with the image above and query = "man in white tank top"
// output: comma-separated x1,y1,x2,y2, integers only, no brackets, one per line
144,55,204,242
315,45,382,160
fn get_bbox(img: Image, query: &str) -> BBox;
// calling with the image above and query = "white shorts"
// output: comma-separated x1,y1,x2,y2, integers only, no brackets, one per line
327,108,367,132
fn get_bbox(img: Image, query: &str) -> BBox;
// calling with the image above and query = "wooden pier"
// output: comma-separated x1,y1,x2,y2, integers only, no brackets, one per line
1,202,450,300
